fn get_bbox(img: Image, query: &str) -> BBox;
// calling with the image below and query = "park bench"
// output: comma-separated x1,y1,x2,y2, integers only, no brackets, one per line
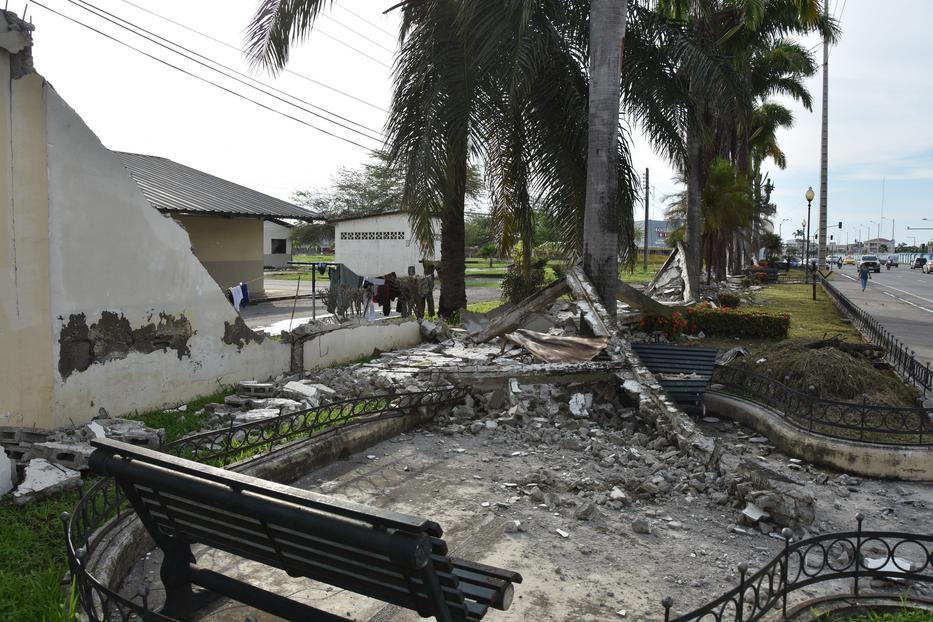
631,342,718,414
88,438,522,621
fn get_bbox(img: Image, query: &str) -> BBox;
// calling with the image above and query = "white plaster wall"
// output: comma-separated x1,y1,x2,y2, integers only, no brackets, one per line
303,321,421,371
45,86,291,426
263,220,292,268
334,213,440,277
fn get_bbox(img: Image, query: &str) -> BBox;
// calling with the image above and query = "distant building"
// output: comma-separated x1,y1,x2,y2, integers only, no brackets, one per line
332,211,440,277
862,238,894,255
117,153,315,298
263,219,293,269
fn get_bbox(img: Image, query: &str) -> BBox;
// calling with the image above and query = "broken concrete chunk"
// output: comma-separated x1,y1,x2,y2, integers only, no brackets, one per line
0,451,14,496
100,419,163,449
31,441,96,471
282,381,324,403
13,459,81,505
232,409,281,426
86,421,106,438
741,502,770,524
569,393,592,418
631,517,652,534
237,381,276,397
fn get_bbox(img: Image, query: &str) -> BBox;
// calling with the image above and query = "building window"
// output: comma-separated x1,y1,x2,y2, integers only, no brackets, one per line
271,239,287,254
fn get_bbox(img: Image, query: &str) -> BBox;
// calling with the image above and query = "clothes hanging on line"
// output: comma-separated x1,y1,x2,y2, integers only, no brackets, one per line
230,285,244,311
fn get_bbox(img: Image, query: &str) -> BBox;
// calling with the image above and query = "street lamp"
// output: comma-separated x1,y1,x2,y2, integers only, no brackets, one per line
805,187,814,281
779,218,789,238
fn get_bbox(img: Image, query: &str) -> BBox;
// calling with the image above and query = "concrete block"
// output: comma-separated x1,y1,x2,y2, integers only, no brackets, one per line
31,441,95,471
13,459,81,505
101,419,163,449
238,381,276,397
233,409,281,426
246,398,303,412
0,426,53,445
282,381,325,403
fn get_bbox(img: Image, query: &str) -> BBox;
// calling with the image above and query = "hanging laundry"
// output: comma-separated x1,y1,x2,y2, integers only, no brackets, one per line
317,262,327,275
240,282,250,306
230,285,244,311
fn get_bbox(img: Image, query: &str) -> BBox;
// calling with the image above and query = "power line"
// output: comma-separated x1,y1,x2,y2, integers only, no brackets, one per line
319,13,396,53
334,3,397,40
114,0,389,113
31,1,378,152
62,0,385,143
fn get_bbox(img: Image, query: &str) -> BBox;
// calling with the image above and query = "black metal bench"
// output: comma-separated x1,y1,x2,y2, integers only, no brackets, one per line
630,343,718,414
88,438,521,621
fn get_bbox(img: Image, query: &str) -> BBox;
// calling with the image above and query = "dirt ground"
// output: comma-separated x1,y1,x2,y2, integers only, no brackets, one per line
121,412,933,622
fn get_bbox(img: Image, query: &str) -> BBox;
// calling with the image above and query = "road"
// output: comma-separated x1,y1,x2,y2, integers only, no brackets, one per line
830,264,933,370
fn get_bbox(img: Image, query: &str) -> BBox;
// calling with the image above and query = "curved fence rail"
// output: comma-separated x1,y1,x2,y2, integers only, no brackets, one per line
663,515,933,622
62,386,466,622
820,275,932,396
715,365,933,446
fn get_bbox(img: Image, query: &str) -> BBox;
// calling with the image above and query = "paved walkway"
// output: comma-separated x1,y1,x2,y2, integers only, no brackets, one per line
830,267,933,371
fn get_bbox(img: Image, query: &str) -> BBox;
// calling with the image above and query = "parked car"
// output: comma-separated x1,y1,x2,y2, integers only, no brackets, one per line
911,257,928,270
858,255,881,273
885,255,899,267
843,256,856,265
923,261,933,274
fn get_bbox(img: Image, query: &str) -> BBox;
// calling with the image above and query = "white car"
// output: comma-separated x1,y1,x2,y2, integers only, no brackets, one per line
923,261,933,274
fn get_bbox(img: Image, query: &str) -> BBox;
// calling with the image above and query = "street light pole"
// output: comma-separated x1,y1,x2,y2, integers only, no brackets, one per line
805,187,814,282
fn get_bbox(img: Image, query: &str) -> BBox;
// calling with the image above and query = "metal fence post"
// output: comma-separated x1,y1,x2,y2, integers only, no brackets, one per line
854,513,864,597
859,395,868,442
781,528,793,619
736,562,748,622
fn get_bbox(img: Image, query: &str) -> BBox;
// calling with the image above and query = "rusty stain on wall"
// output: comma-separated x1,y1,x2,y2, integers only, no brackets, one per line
58,311,194,378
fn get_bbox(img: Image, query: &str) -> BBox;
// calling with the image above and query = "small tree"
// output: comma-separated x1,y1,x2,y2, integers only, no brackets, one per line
478,243,497,268
879,243,889,254
759,232,782,262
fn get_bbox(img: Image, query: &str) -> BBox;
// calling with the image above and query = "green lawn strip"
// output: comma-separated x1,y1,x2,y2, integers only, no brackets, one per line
751,284,862,342
127,389,233,444
466,299,506,314
823,609,933,622
0,489,81,622
291,254,335,263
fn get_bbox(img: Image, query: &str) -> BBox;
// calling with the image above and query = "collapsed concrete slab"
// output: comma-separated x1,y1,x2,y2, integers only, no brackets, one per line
13,458,80,505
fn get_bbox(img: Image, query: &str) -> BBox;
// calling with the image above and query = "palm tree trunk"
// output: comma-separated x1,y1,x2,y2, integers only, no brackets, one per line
582,0,627,316
438,150,468,318
685,120,702,299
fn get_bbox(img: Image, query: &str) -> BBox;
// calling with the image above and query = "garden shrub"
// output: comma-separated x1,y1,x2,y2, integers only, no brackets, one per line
753,271,768,285
689,305,789,338
640,305,789,339
716,292,741,308
740,277,752,287
501,258,548,304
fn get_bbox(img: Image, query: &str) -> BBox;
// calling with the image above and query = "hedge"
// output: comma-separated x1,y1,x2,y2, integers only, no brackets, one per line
640,305,789,339
689,305,789,338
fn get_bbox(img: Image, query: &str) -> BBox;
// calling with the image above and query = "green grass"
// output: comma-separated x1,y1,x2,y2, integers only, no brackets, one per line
465,279,502,288
822,608,933,622
619,257,668,284
292,254,335,263
751,284,862,342
127,389,233,443
466,299,506,314
0,489,81,622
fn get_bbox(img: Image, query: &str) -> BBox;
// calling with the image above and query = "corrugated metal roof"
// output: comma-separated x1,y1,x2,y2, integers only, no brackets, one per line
116,152,317,219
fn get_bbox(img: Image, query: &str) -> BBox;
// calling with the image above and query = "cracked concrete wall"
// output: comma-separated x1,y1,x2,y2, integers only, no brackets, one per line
174,214,266,299
42,86,291,427
0,61,55,429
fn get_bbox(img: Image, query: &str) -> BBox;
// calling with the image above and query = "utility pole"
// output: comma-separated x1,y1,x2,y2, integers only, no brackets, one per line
817,0,829,270
643,168,649,271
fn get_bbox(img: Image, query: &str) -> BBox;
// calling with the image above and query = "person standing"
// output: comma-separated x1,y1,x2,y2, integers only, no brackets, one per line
859,262,871,291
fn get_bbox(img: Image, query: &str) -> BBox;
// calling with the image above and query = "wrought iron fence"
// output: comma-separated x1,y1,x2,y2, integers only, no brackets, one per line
662,515,933,622
715,365,933,446
820,275,933,396
61,386,465,622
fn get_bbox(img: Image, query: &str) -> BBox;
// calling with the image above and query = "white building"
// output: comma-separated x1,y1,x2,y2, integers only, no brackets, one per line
263,219,293,268
333,211,440,277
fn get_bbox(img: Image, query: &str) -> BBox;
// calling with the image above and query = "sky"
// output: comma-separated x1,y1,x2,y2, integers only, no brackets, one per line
23,0,933,248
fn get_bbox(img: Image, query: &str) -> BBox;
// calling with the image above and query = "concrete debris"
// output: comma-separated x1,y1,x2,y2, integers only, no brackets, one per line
13,459,80,505
741,502,769,524
419,318,452,343
0,451,13,496
632,518,652,534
